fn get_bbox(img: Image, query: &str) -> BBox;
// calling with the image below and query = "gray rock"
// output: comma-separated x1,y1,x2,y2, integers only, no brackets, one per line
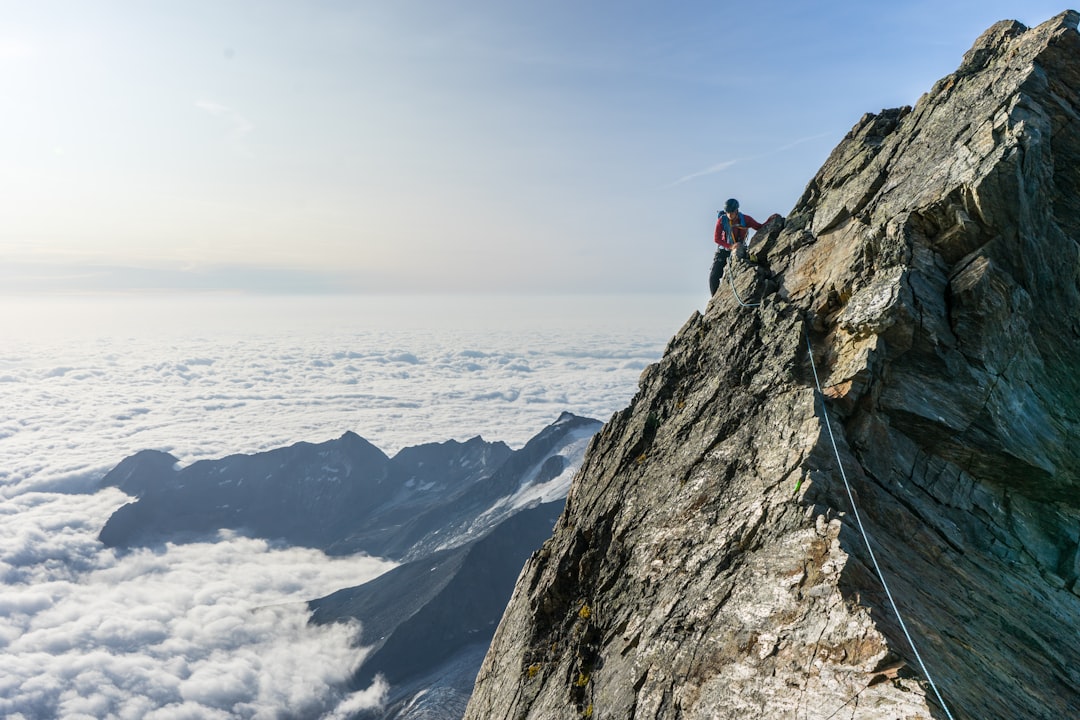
465,12,1080,720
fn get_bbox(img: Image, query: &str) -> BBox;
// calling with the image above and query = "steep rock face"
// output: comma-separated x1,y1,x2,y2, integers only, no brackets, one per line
465,12,1080,720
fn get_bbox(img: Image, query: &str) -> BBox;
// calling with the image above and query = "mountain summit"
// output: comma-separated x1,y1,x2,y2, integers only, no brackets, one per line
465,12,1080,720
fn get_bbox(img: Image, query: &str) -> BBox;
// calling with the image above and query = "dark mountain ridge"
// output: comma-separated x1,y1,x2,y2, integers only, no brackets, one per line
98,412,598,561
310,501,567,718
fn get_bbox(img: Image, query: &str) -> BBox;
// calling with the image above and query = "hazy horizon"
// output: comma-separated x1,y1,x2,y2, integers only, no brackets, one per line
2,292,691,484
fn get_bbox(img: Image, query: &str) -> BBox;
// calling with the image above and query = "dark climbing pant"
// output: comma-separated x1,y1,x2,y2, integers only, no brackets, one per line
709,248,731,295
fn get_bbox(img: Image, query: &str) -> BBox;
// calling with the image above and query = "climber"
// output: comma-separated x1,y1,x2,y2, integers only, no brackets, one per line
709,198,764,295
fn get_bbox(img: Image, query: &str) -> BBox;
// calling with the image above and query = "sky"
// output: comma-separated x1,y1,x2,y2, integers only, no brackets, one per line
0,0,1068,294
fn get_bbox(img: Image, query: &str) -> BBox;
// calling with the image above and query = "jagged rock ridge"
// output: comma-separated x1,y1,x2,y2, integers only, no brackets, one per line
465,12,1080,720
99,412,600,561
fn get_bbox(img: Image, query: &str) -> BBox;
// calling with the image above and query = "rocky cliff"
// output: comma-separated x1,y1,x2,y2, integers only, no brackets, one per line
464,12,1080,720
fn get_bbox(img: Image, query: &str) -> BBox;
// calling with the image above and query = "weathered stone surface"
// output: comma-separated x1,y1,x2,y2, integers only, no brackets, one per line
465,12,1080,720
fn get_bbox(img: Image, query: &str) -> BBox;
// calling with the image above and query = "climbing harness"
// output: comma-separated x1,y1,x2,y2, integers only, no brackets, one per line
804,333,956,720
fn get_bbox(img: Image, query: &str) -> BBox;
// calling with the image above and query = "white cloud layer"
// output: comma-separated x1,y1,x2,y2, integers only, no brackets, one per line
0,293,693,717
0,489,394,718
0,294,693,492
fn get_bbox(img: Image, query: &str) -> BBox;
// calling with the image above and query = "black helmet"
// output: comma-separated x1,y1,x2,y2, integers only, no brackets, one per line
724,198,739,213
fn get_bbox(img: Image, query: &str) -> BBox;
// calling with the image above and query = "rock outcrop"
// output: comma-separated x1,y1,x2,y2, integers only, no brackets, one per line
465,12,1080,720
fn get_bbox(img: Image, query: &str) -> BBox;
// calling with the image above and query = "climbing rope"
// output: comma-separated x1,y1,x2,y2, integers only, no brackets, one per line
803,333,956,720
725,254,761,308
719,256,956,716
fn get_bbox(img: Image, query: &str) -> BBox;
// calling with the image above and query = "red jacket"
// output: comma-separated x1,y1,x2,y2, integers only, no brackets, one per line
714,212,762,249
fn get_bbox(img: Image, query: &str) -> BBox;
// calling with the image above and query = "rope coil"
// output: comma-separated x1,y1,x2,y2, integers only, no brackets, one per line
725,252,761,308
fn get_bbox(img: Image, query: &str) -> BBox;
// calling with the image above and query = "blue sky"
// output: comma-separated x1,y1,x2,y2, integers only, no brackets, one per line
0,1,1066,294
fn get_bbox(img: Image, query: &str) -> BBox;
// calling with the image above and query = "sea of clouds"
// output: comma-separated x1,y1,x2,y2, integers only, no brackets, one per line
0,293,699,718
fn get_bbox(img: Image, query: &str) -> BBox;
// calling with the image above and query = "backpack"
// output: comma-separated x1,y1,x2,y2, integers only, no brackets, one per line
718,211,746,243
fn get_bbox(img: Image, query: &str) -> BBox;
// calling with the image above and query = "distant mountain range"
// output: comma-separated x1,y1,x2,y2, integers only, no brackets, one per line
97,412,602,719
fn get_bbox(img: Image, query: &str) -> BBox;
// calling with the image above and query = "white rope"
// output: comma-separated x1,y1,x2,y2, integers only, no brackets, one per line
726,255,761,308
720,214,760,309
717,224,954,716
803,333,956,720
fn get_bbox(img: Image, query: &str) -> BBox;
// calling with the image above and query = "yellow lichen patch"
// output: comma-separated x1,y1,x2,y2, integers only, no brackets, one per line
526,663,542,678
578,604,592,620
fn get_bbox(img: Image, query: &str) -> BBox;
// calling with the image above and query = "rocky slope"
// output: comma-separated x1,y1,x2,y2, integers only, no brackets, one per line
465,12,1080,720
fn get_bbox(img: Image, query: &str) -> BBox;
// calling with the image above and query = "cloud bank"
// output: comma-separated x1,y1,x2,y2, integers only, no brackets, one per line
0,293,688,717
0,489,394,719
1,295,683,493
